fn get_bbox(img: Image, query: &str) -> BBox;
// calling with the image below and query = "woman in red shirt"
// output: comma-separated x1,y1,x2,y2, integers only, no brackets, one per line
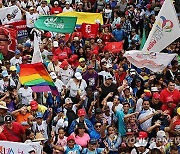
50,1,62,15
100,27,114,43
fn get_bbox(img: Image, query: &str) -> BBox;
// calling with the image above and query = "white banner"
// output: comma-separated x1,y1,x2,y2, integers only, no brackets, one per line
0,6,22,24
31,33,43,64
142,0,180,52
0,141,42,154
124,50,177,72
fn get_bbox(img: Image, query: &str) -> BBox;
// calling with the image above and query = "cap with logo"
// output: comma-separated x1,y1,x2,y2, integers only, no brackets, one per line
77,108,86,116
30,100,38,110
4,115,13,123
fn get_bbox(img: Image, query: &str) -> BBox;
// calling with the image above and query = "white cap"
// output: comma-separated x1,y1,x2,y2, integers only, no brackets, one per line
151,87,158,92
53,41,59,48
54,1,58,4
73,37,79,41
79,2,83,5
65,97,73,104
157,130,166,138
106,63,112,68
74,72,82,80
105,74,113,80
134,139,147,147
97,38,102,43
50,72,57,79
66,1,70,4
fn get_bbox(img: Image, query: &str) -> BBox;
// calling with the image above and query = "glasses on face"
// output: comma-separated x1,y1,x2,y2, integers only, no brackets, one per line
95,125,101,128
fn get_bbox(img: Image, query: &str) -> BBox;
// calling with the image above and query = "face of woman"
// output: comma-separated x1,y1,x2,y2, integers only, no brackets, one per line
129,115,136,123
68,140,75,149
108,127,115,135
78,128,85,135
104,27,109,33
58,129,65,139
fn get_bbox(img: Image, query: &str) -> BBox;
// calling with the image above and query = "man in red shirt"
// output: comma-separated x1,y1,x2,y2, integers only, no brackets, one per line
160,80,180,104
50,1,62,15
2,115,25,142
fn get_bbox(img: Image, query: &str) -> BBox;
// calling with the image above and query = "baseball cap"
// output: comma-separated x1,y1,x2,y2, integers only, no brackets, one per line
15,49,21,55
89,138,97,144
73,37,79,41
144,89,152,97
4,115,13,123
53,41,59,48
77,108,86,116
79,2,83,5
139,131,148,139
65,97,73,104
10,66,17,71
97,39,102,43
106,63,112,68
74,72,82,80
1,70,9,77
126,129,134,135
157,130,166,138
152,92,160,99
50,72,57,79
134,139,147,147
177,107,180,115
66,1,70,5
166,97,173,103
95,108,102,114
30,100,38,110
130,69,136,75
67,135,75,142
36,112,43,118
116,24,121,28
60,61,68,68
45,32,51,38
88,65,94,69
24,42,31,47
151,87,158,92
79,58,85,62
0,101,8,110
54,1,58,4
29,7,34,10
105,74,113,80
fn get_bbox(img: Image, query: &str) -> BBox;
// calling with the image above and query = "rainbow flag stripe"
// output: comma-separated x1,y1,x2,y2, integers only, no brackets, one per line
19,63,58,95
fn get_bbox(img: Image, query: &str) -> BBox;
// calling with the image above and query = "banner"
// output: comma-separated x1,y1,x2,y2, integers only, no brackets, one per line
35,16,77,33
0,6,22,24
8,20,27,38
81,23,99,38
104,42,123,54
142,0,180,52
0,26,17,56
32,33,43,64
57,11,103,25
124,50,177,72
0,141,42,154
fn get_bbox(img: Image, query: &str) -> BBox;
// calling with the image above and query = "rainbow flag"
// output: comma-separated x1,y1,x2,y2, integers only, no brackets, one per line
19,63,58,95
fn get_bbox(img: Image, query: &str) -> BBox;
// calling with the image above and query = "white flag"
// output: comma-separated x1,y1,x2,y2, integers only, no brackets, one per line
31,33,43,64
124,50,177,72
142,0,180,52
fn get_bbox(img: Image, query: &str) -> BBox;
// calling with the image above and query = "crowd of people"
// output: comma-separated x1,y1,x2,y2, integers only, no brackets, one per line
0,0,180,153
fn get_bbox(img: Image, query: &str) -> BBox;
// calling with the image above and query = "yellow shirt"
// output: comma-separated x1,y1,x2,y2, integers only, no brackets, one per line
27,104,47,113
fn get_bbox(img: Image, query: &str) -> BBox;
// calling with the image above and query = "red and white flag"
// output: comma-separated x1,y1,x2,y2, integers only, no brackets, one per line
104,42,123,54
81,23,99,38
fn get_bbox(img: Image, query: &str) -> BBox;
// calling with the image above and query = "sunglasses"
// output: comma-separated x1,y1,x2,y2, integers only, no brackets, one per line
95,125,101,128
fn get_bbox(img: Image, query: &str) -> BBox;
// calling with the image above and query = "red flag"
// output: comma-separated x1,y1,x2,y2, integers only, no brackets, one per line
81,23,99,38
0,26,17,56
104,42,123,54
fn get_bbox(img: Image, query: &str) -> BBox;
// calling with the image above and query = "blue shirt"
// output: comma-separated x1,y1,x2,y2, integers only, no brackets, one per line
82,148,104,154
64,144,82,154
112,29,126,42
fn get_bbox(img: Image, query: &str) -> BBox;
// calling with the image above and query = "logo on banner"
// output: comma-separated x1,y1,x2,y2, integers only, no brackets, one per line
85,25,91,33
44,17,64,29
147,16,174,51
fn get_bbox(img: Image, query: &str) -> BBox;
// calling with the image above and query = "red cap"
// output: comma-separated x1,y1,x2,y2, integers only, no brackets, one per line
60,60,69,68
67,135,75,142
166,97,173,103
152,92,160,99
92,50,98,55
45,32,51,38
71,54,78,61
139,131,148,139
77,109,86,116
144,90,152,97
88,65,94,69
116,24,121,28
52,56,59,62
30,100,38,110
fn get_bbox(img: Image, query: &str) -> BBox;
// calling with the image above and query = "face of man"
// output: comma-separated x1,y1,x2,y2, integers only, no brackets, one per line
168,82,175,92
5,121,12,129
0,33,9,56
142,101,150,110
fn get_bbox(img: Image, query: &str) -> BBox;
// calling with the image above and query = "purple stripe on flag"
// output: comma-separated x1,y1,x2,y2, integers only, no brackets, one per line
31,86,51,92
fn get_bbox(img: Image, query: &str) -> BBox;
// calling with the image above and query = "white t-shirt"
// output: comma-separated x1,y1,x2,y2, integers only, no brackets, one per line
26,12,39,28
3,18,14,25
10,57,22,66
18,87,33,105
32,121,48,140
37,5,49,15
0,79,16,92
54,79,64,93
149,142,165,151
63,7,73,12
47,62,61,74
58,67,74,85
66,79,87,97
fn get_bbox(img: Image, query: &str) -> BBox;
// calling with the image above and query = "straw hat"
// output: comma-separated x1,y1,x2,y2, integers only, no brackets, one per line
0,101,8,110
33,132,45,141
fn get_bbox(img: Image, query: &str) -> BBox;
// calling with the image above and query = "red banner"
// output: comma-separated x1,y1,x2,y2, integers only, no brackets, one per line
81,23,99,38
8,20,27,38
104,42,123,54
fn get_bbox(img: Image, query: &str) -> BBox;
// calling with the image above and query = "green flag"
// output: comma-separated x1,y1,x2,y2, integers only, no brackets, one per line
0,53,4,60
35,16,77,33
140,28,146,50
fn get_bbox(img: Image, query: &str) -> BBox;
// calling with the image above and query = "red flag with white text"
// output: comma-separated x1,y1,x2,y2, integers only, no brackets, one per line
81,23,99,38
104,42,123,54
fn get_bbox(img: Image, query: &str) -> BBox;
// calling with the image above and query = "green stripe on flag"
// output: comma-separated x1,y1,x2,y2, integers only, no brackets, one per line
140,28,146,50
0,53,4,60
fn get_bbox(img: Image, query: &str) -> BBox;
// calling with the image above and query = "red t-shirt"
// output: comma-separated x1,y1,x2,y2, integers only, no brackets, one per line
160,88,180,104
0,132,7,140
50,7,62,14
161,104,176,116
54,47,72,61
115,72,127,86
2,122,25,142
